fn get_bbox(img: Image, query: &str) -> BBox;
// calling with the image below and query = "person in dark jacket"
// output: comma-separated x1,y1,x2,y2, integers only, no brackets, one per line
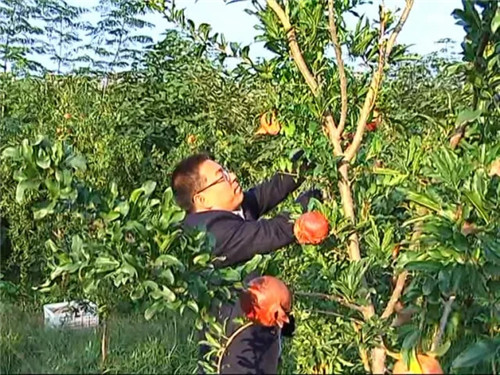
171,152,320,374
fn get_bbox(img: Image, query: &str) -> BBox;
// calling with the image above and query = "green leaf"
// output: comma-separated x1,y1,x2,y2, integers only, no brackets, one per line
143,280,159,291
154,254,184,270
16,180,41,203
491,9,500,34
45,239,58,253
405,261,443,272
130,287,145,301
21,139,33,162
2,146,20,159
45,178,60,198
114,201,130,217
95,256,120,272
455,109,481,127
130,187,144,204
100,211,121,223
464,191,490,224
402,329,420,350
71,235,83,254
162,188,174,207
144,301,162,320
193,253,210,265
404,190,441,213
33,200,57,220
159,269,175,285
110,182,118,199
452,338,500,368
170,210,185,224
429,341,451,358
36,154,51,169
142,180,156,197
187,300,199,313
150,285,176,302
65,154,87,172
219,268,241,282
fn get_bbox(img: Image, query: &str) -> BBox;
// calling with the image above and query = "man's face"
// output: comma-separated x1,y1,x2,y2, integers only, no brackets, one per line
193,160,244,212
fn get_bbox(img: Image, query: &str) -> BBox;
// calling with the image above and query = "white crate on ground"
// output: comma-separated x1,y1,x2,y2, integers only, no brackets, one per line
43,300,99,329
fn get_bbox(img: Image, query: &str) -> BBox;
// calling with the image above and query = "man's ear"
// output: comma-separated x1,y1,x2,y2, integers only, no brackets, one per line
193,194,210,210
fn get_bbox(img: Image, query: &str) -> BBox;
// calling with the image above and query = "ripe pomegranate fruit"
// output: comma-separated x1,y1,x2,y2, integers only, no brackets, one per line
393,354,443,374
255,111,281,135
294,211,329,245
239,276,292,328
63,113,72,120
461,221,478,236
366,120,378,132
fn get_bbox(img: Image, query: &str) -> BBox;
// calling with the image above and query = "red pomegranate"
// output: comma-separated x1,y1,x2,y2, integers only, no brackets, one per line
393,354,443,374
366,120,378,132
294,211,329,245
239,276,292,328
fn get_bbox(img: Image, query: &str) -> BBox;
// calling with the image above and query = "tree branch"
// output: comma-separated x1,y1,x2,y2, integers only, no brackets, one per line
385,0,415,57
267,0,319,97
344,0,414,162
312,309,364,324
295,290,366,314
328,0,348,136
381,270,408,319
352,322,371,372
431,295,456,352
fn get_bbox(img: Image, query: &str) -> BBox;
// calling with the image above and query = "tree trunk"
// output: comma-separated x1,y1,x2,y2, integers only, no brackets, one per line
101,320,108,365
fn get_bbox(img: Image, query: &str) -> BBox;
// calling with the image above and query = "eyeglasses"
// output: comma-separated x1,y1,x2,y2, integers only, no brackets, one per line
192,169,231,202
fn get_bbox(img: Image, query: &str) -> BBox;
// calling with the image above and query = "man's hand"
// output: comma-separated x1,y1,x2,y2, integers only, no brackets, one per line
295,189,323,212
281,313,295,337
290,149,315,177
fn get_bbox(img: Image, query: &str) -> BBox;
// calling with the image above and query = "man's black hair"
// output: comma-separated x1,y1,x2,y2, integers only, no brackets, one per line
171,153,211,212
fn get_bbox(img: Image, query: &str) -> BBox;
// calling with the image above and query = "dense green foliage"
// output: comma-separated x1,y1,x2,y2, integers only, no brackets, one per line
1,0,499,374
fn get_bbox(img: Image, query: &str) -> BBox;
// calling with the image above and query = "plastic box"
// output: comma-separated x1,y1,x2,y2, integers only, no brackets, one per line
43,300,99,329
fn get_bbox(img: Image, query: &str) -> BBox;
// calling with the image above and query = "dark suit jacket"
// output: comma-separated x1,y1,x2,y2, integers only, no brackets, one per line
185,172,301,268
185,172,301,374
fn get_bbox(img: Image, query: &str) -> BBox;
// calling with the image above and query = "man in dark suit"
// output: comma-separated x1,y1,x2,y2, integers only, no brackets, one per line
171,152,320,374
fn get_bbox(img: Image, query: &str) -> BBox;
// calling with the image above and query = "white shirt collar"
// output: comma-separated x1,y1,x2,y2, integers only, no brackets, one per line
233,208,244,219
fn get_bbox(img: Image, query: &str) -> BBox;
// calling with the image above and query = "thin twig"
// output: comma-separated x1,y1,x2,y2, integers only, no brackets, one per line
384,0,415,57
328,0,348,136
381,270,408,319
345,0,414,162
312,309,363,324
295,290,365,313
431,295,456,352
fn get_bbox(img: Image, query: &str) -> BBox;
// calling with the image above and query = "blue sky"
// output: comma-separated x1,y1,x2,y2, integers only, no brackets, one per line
66,0,465,64
165,0,465,58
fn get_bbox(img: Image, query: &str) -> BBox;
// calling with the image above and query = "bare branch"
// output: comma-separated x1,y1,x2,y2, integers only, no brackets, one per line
385,0,415,57
328,0,348,136
324,113,344,155
381,270,408,319
295,290,366,313
344,0,414,162
267,0,320,96
431,295,456,352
